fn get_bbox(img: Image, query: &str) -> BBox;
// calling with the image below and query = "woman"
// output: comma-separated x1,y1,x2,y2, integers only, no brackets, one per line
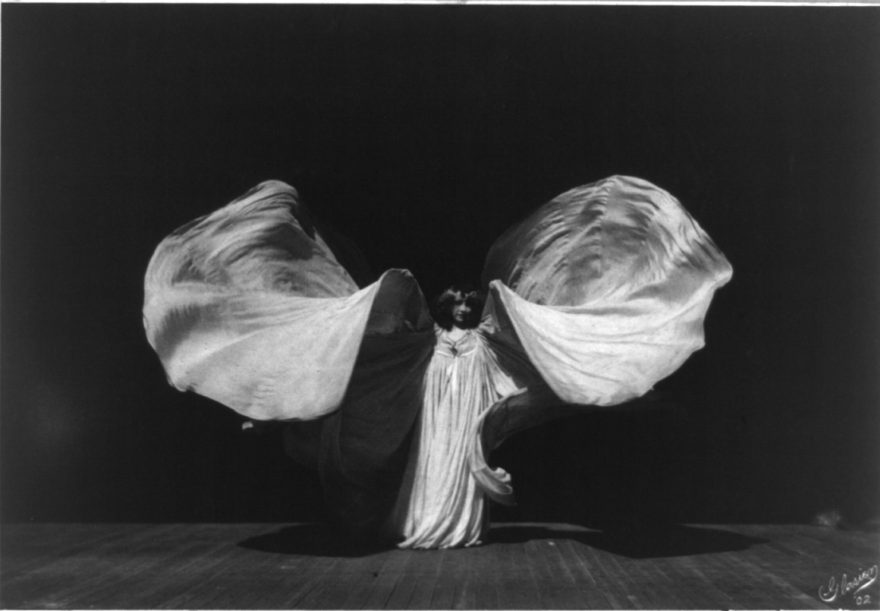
143,176,732,548
385,287,511,549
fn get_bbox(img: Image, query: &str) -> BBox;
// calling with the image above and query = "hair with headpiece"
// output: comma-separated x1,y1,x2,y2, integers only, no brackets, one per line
433,284,484,330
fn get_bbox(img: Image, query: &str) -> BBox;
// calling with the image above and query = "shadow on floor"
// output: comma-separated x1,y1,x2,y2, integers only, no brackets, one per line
489,522,768,559
237,523,388,558
240,520,767,559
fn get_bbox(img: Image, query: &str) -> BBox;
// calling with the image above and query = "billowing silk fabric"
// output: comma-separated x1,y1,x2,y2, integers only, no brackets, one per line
144,176,732,548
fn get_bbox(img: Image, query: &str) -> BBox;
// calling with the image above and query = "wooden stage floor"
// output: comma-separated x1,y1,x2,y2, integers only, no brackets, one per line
1,522,878,609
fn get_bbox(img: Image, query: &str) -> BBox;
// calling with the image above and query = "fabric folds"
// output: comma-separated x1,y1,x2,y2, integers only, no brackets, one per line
144,175,732,547
143,181,432,422
467,176,732,501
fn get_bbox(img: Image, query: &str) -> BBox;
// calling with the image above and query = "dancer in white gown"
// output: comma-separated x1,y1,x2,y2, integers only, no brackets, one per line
387,288,519,549
143,175,732,549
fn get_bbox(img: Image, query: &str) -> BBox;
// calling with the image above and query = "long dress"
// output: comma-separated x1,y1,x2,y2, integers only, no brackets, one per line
142,175,732,547
386,326,523,549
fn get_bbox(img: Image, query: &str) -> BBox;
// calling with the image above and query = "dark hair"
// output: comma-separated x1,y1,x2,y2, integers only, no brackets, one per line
433,284,484,330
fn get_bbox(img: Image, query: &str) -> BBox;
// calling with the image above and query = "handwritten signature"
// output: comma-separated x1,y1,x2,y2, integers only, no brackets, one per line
818,564,878,606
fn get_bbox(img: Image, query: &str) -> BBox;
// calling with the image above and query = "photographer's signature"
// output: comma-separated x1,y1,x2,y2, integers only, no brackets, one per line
818,564,878,606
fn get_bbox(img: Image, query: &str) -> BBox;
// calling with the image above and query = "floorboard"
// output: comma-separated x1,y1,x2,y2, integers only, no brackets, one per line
1,522,877,609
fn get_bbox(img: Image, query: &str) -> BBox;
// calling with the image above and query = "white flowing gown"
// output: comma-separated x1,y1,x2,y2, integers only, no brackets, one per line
387,326,524,549
143,175,732,548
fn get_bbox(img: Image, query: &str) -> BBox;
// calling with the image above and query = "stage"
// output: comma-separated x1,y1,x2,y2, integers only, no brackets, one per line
1,522,877,609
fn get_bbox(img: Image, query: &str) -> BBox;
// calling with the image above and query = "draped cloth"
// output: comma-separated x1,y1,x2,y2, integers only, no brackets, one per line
144,175,732,547
383,326,535,549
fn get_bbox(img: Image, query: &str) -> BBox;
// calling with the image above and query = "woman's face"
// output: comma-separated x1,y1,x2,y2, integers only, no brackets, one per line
451,293,476,328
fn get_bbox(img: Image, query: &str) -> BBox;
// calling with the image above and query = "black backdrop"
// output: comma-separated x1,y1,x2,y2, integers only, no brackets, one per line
2,5,878,526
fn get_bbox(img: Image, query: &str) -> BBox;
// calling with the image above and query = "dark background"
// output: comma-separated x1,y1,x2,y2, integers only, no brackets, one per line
2,5,878,526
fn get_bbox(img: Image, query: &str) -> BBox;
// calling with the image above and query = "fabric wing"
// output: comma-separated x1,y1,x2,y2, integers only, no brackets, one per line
143,180,432,422
478,175,733,451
